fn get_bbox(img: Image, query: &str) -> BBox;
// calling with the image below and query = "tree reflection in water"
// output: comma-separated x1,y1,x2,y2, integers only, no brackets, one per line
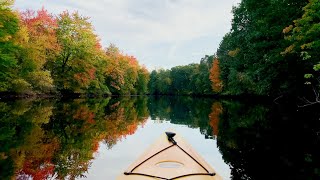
0,97,148,179
0,97,319,179
148,96,216,138
217,101,320,180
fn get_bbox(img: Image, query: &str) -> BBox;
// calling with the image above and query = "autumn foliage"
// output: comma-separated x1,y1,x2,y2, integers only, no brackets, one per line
209,58,223,92
20,8,60,61
0,4,149,95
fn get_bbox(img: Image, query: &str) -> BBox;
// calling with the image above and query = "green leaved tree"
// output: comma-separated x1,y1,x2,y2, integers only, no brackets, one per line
283,0,320,101
0,0,19,91
53,11,101,93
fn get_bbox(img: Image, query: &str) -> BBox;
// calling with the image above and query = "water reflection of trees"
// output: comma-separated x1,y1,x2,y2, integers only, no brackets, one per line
217,101,320,179
148,97,220,138
0,97,148,180
2,97,318,180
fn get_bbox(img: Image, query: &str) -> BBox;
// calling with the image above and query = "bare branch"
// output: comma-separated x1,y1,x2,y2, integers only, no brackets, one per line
298,86,320,107
273,95,283,104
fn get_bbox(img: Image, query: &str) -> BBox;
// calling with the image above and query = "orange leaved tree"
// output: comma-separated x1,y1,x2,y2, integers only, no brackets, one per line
209,58,223,93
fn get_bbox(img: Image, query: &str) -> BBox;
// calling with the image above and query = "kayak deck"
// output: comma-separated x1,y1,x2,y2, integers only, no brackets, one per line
117,132,222,180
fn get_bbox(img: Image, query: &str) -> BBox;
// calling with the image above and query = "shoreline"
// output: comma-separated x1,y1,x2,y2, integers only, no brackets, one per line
0,92,272,102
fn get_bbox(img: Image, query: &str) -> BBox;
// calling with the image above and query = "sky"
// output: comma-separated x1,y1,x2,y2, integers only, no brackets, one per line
14,0,240,70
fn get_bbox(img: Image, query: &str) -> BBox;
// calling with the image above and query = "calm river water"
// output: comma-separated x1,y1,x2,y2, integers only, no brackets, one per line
0,96,319,179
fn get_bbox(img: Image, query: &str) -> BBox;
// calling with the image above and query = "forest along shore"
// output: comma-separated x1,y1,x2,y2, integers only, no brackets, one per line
1,1,319,105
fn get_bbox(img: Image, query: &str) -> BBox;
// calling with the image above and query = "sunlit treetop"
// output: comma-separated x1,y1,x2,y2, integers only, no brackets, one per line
0,0,14,10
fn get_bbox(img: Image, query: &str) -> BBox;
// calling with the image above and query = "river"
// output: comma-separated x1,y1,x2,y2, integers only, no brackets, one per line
0,96,319,179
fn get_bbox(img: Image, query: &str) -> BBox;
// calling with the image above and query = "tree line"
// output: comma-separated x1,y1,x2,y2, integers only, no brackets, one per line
0,1,149,96
2,0,319,99
148,55,222,95
216,0,319,99
149,0,319,100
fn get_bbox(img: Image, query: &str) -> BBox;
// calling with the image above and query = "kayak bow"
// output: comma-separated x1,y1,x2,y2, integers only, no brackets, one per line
117,131,222,180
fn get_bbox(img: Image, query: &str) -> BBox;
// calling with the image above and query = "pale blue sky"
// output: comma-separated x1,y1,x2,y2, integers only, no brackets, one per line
14,0,240,70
